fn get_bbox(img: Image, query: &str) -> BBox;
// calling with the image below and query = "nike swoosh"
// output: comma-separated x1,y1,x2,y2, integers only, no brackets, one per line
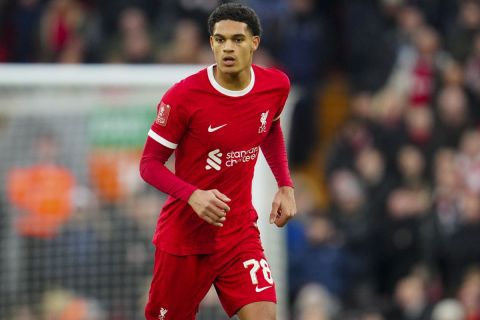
255,285,272,293
208,124,227,132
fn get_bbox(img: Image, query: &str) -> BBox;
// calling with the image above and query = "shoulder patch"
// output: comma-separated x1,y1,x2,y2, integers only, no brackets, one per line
155,102,171,127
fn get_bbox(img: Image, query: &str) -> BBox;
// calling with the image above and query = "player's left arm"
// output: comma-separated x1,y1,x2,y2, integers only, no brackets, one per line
260,119,296,227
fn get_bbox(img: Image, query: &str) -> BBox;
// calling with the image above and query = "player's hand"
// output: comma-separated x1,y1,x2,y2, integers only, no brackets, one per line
188,189,231,227
269,186,296,227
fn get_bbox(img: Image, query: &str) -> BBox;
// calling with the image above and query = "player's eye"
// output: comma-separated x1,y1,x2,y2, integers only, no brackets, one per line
234,38,244,43
215,38,225,43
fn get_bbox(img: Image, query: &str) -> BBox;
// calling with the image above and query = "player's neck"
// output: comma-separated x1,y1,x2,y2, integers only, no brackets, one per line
213,66,251,91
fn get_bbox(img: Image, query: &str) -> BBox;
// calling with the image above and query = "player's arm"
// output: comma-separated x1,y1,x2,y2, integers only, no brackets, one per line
140,136,230,227
140,136,196,201
260,119,296,227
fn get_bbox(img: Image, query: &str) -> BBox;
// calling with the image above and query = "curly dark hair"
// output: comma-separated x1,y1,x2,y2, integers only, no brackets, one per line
207,2,262,37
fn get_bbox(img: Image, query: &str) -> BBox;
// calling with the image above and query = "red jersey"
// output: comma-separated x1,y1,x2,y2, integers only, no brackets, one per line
147,64,290,255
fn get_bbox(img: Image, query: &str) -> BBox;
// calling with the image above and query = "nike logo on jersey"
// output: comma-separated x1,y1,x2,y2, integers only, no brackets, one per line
255,285,272,293
208,124,227,132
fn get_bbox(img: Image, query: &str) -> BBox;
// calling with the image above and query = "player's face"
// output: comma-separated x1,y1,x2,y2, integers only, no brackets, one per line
210,20,260,75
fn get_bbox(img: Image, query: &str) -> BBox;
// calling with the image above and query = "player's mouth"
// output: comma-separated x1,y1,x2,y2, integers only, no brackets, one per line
222,56,236,67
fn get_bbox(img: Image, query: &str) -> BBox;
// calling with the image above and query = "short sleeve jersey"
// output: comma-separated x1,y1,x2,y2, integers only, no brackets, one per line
148,64,290,255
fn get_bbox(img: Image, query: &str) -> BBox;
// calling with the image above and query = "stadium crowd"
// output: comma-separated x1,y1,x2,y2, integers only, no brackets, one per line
1,0,480,319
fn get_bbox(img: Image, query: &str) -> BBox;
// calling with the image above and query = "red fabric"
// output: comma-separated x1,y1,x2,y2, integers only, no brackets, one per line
49,13,70,52
410,58,434,106
141,64,291,255
140,137,197,202
145,224,275,319
261,120,293,188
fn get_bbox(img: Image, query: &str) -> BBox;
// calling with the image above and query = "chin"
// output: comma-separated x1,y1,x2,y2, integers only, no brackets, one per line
218,64,240,74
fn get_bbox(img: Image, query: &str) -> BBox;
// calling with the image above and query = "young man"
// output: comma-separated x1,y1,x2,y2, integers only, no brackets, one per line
140,3,296,319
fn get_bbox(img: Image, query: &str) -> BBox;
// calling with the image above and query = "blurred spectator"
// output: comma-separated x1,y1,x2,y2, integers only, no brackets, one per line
157,18,212,64
245,0,288,52
174,0,220,30
404,107,435,156
289,212,353,302
441,60,465,88
0,0,44,62
45,188,103,297
354,146,395,219
374,188,430,295
456,267,480,320
394,5,426,52
442,193,480,293
343,0,397,92
464,32,480,122
288,88,318,169
6,130,76,316
39,0,88,62
105,6,154,63
350,91,374,121
431,299,465,320
42,288,106,320
412,0,459,34
327,169,376,307
386,273,433,320
47,184,160,320
96,0,158,38
445,0,480,63
275,0,330,86
431,148,462,238
455,129,480,195
7,132,75,239
292,283,340,320
286,172,323,254
389,25,451,107
396,144,429,190
88,148,144,205
370,89,408,170
432,85,472,150
326,118,375,176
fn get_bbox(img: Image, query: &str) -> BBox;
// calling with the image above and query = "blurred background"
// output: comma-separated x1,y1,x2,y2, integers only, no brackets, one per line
1,0,480,319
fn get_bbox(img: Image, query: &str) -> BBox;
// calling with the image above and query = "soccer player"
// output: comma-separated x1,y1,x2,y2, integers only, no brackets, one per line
140,3,296,319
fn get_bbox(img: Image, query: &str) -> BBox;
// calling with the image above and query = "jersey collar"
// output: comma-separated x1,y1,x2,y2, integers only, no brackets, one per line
207,64,255,97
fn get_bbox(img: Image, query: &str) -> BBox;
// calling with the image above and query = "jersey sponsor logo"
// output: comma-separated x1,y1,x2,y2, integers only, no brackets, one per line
205,146,259,171
226,147,259,167
155,102,171,127
258,110,269,133
158,307,168,320
205,149,222,171
255,285,272,293
208,124,228,132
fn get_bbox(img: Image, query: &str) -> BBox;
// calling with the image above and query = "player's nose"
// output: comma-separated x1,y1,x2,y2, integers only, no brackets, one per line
222,39,235,51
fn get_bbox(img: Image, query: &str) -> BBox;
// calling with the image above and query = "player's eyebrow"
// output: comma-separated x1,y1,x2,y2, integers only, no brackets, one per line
213,33,247,38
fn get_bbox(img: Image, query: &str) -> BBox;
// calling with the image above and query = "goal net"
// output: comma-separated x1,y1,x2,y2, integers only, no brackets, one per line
0,64,293,320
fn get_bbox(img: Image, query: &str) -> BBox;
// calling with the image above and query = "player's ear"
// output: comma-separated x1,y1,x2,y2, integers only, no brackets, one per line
252,36,260,52
209,36,214,50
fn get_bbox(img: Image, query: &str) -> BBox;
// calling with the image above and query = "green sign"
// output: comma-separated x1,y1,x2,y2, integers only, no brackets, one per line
88,107,155,148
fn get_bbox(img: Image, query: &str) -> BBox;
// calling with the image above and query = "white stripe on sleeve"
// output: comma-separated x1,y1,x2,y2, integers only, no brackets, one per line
148,129,178,149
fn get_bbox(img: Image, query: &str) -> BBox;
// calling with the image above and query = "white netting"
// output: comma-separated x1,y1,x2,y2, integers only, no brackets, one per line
0,64,291,320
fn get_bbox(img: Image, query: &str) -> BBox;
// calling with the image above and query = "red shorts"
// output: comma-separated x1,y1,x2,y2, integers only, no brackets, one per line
144,225,276,320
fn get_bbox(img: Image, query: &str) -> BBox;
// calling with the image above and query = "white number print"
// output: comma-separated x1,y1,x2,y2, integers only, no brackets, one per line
243,258,274,286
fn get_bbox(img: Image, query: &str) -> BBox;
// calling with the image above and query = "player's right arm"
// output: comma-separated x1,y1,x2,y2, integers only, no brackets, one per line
139,139,230,227
139,84,229,227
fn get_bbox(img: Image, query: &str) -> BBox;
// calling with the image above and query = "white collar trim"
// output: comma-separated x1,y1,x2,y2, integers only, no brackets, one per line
207,64,255,97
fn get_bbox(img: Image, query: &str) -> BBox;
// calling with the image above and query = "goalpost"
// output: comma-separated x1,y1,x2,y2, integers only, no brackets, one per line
0,64,295,319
